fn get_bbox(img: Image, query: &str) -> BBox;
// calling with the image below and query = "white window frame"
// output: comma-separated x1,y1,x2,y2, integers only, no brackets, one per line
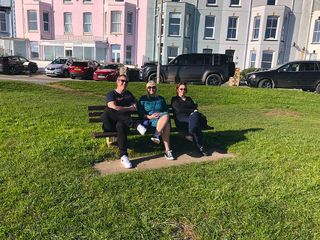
265,16,278,40
261,51,273,69
83,12,92,34
28,10,38,31
252,16,260,40
313,19,320,43
126,12,133,34
267,0,276,5
64,12,72,33
250,51,256,67
184,13,190,37
204,15,215,39
0,12,8,33
207,0,217,5
168,12,181,36
230,0,240,6
43,12,49,32
111,11,121,34
227,16,238,39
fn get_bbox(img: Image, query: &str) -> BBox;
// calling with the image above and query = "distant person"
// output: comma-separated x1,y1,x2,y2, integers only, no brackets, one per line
171,82,208,156
101,74,147,169
138,81,174,160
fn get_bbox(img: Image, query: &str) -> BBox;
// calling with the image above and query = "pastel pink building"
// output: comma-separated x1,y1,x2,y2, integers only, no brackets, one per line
14,0,148,66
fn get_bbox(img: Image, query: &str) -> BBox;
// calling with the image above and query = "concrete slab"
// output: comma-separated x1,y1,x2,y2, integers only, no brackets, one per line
94,149,235,175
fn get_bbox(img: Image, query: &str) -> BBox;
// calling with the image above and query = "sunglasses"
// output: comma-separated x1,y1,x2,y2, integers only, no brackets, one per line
147,86,157,90
118,79,128,84
179,88,187,91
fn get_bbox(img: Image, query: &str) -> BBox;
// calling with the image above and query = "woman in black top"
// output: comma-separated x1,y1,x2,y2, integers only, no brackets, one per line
171,82,208,156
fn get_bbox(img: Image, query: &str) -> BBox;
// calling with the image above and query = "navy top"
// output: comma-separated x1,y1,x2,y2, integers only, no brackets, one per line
171,96,198,118
106,90,136,107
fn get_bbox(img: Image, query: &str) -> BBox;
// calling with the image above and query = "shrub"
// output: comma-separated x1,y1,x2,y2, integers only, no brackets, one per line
240,67,258,80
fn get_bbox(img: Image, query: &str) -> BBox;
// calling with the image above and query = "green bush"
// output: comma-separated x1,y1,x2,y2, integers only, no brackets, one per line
240,67,258,80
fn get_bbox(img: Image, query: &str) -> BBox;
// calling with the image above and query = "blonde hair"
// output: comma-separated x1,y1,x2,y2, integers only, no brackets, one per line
146,80,158,98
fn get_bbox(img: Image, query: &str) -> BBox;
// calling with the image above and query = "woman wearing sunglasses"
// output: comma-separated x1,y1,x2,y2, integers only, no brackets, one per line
138,81,174,160
171,82,208,156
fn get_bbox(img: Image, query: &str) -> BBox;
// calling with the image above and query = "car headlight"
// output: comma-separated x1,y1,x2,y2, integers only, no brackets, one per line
249,74,256,79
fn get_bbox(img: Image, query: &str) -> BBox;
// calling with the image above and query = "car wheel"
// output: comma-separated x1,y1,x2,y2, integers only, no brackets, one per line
9,66,16,75
258,79,274,88
206,74,222,86
63,69,69,78
315,84,320,93
148,73,163,83
31,66,38,73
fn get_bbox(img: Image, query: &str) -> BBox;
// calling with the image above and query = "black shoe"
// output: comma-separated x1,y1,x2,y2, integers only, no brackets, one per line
199,146,208,156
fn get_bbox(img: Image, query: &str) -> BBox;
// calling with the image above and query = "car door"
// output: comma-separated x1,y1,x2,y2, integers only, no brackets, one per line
297,62,319,89
276,63,301,88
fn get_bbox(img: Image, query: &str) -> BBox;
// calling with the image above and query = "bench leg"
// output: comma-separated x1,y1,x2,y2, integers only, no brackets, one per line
106,137,118,147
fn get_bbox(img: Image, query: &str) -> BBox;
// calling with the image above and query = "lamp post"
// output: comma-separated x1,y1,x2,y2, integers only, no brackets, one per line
156,0,163,84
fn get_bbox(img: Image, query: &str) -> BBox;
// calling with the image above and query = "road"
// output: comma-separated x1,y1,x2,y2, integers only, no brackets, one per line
0,73,76,85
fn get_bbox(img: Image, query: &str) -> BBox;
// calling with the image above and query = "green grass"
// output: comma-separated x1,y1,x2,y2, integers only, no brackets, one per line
1,80,320,239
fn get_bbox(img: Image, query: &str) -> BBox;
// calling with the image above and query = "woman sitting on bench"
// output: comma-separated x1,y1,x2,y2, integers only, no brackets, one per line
171,82,208,156
138,81,174,160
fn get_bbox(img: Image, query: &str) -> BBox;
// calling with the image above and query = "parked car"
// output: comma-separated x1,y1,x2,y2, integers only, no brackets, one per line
45,57,75,77
0,56,38,74
93,63,124,81
245,61,320,92
69,60,100,80
139,53,235,86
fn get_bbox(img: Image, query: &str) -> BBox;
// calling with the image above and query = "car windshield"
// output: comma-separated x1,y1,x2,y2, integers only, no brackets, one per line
52,59,67,64
73,62,88,67
102,64,118,69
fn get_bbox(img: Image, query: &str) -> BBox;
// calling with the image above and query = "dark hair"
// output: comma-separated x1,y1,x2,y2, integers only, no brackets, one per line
176,82,187,95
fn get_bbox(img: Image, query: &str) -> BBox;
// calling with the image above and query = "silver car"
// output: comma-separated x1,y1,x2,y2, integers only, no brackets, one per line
45,57,75,77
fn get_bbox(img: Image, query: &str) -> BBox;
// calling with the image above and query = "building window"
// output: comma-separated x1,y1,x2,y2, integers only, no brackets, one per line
203,48,213,54
252,16,260,40
111,11,121,33
184,14,190,37
126,12,133,34
0,12,7,32
28,10,38,31
265,16,278,39
204,15,215,39
126,45,132,64
313,19,320,43
261,51,273,69
230,0,240,6
227,16,238,39
169,12,181,36
64,12,72,33
43,12,49,32
63,0,72,3
111,44,121,62
250,51,256,67
115,0,124,1
207,0,217,5
83,12,92,33
30,42,39,59
167,46,178,63
267,0,276,5
83,0,92,3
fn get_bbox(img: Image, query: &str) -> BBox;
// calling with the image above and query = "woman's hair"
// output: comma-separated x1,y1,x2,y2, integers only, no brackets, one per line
176,82,187,95
146,80,158,98
117,74,127,80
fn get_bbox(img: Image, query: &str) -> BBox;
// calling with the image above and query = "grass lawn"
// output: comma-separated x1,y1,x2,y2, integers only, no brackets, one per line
1,80,320,239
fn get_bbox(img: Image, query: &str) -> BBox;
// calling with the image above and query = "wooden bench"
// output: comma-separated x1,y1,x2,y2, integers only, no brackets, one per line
88,105,213,146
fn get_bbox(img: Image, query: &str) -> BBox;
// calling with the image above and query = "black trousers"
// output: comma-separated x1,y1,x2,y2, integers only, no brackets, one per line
102,108,139,157
176,111,204,148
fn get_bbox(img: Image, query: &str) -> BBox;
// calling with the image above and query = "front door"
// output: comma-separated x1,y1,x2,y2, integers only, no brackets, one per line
111,45,121,63
65,49,73,57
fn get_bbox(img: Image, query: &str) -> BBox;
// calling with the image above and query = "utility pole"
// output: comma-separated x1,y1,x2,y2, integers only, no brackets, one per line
156,0,163,84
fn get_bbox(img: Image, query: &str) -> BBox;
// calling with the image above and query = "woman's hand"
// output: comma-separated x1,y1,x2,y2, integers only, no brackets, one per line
148,112,160,119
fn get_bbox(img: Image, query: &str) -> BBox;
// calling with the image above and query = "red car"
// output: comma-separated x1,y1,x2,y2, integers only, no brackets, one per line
69,60,100,80
93,63,124,81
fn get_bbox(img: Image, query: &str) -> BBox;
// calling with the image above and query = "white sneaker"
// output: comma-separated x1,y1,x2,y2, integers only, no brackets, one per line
120,155,132,169
151,134,160,144
164,150,174,160
137,124,147,135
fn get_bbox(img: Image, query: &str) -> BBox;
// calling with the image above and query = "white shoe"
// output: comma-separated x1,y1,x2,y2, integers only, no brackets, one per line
137,124,147,135
151,134,160,144
164,150,174,160
121,155,132,169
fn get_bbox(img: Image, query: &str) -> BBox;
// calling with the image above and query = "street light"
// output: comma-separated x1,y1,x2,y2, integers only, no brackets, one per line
156,0,163,84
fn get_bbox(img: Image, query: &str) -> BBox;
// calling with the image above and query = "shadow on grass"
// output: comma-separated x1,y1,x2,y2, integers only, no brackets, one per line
129,128,264,158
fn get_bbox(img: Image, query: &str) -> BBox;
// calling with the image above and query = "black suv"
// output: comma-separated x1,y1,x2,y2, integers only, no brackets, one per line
139,53,235,86
245,61,320,92
0,56,38,74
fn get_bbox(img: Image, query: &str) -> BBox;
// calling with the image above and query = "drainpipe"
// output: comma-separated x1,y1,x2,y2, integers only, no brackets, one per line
156,0,163,84
135,0,139,65
192,0,199,52
243,0,253,69
305,0,314,60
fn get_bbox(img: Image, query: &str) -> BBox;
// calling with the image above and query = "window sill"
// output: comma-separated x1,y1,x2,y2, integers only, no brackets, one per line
264,38,278,41
64,32,73,35
63,2,73,4
83,2,93,4
206,4,218,7
311,42,320,44
168,35,181,37
83,32,93,35
251,39,258,41
28,30,39,33
229,5,241,7
204,37,215,40
226,38,238,41
110,32,123,35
